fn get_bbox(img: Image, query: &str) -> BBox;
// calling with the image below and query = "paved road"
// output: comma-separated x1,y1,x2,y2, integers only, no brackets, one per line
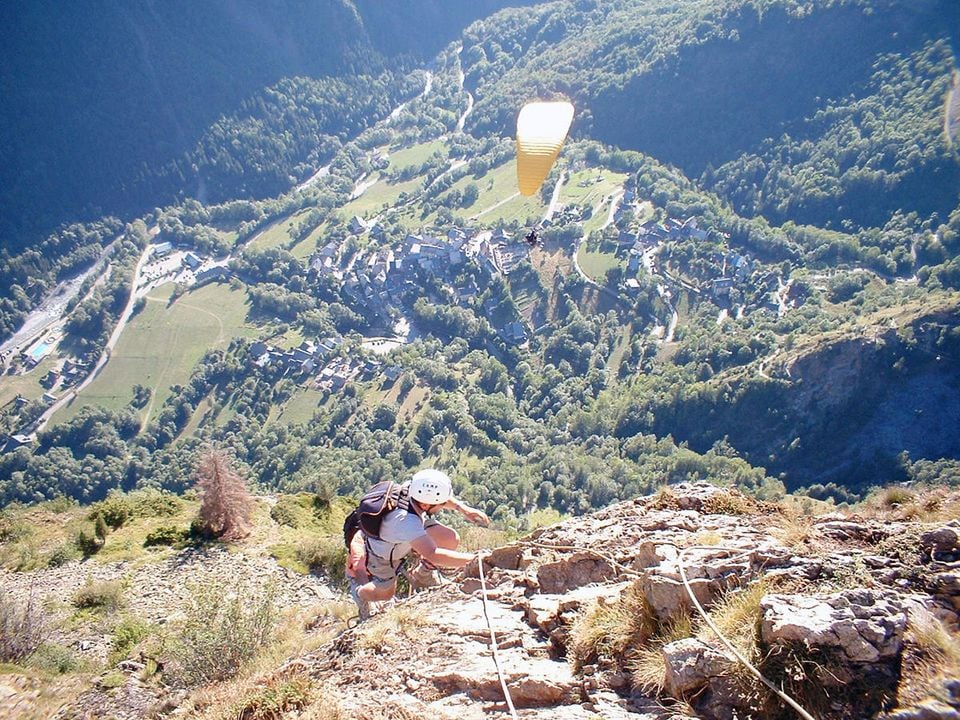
455,45,474,133
35,244,154,431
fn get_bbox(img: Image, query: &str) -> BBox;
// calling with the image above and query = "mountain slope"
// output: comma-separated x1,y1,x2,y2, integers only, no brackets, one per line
462,0,960,228
8,483,956,719
0,0,534,250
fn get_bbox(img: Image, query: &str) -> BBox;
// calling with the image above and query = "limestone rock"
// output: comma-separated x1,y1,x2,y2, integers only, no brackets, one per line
922,526,960,557
662,638,734,697
760,589,907,663
536,552,618,594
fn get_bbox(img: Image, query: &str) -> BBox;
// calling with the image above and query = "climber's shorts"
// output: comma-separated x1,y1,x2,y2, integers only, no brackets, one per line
364,517,441,584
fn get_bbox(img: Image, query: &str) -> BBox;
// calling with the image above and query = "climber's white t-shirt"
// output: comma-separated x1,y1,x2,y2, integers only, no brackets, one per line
364,484,430,578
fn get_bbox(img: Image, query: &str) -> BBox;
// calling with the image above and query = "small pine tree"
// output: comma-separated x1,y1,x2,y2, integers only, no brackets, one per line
195,449,253,541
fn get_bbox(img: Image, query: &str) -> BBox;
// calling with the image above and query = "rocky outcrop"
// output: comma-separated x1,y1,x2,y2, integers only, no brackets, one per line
9,483,960,720
276,484,960,720
760,589,908,663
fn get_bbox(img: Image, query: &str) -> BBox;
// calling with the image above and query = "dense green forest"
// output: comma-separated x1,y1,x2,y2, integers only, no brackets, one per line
1,0,959,519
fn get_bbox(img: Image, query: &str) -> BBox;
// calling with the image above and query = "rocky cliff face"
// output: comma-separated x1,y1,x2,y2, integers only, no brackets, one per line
688,302,960,491
6,483,959,720
288,483,958,720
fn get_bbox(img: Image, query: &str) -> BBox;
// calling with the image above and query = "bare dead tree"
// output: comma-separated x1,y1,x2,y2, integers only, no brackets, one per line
195,448,253,541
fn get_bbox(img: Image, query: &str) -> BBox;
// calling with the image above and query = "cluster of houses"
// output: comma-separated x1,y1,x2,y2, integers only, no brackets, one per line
603,194,789,315
247,334,402,392
312,217,534,339
318,218,533,284
39,358,89,390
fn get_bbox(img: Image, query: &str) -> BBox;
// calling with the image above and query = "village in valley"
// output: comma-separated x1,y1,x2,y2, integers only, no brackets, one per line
0,166,804,454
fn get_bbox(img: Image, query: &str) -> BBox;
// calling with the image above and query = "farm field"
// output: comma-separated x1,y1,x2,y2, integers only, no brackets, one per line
338,176,423,218
561,168,629,208
386,139,448,173
577,244,623,281
438,159,547,226
247,210,312,252
274,387,326,426
55,283,261,426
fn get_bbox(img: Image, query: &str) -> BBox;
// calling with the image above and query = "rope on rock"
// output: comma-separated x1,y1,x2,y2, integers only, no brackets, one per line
506,539,818,720
674,545,818,720
476,550,519,720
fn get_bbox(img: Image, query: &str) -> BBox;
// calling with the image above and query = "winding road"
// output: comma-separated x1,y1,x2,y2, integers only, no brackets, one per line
35,243,155,431
455,45,474,133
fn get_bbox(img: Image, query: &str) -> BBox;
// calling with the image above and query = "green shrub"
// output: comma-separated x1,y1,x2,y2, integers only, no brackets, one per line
143,526,188,547
0,513,33,543
128,488,182,518
48,542,82,567
28,643,80,674
270,496,308,528
111,616,152,662
72,578,126,612
90,491,132,529
76,528,103,557
188,517,214,542
171,581,277,686
296,536,346,584
91,489,183,530
231,673,313,719
99,671,126,689
94,514,109,543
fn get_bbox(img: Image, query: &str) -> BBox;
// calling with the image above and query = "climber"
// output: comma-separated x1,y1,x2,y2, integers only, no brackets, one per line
348,468,490,619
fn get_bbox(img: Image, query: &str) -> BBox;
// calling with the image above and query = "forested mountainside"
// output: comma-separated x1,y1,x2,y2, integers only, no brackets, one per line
461,0,960,228
0,0,535,251
1,0,959,516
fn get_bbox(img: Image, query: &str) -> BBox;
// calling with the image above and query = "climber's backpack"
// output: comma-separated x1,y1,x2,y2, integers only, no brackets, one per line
342,481,409,548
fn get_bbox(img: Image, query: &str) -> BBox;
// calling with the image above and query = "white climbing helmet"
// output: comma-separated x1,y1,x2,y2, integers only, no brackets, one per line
409,468,452,505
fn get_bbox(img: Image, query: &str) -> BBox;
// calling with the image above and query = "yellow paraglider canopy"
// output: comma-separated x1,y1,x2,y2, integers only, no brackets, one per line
516,100,574,196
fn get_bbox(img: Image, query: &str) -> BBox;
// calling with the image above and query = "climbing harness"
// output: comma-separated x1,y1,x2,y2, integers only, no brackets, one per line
471,539,819,720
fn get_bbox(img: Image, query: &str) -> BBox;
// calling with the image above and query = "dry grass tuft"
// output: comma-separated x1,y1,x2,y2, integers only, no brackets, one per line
299,694,348,720
697,578,772,658
702,490,759,516
458,523,510,553
897,610,960,708
768,507,816,551
691,530,722,546
71,577,127,612
568,581,656,672
357,602,429,651
628,612,693,694
230,671,313,720
648,486,681,511
859,485,960,523
180,604,345,720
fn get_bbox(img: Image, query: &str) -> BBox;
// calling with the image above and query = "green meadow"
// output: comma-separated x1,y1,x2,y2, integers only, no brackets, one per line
441,159,547,226
387,139,448,173
339,176,423,217
56,283,261,427
577,244,623,281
